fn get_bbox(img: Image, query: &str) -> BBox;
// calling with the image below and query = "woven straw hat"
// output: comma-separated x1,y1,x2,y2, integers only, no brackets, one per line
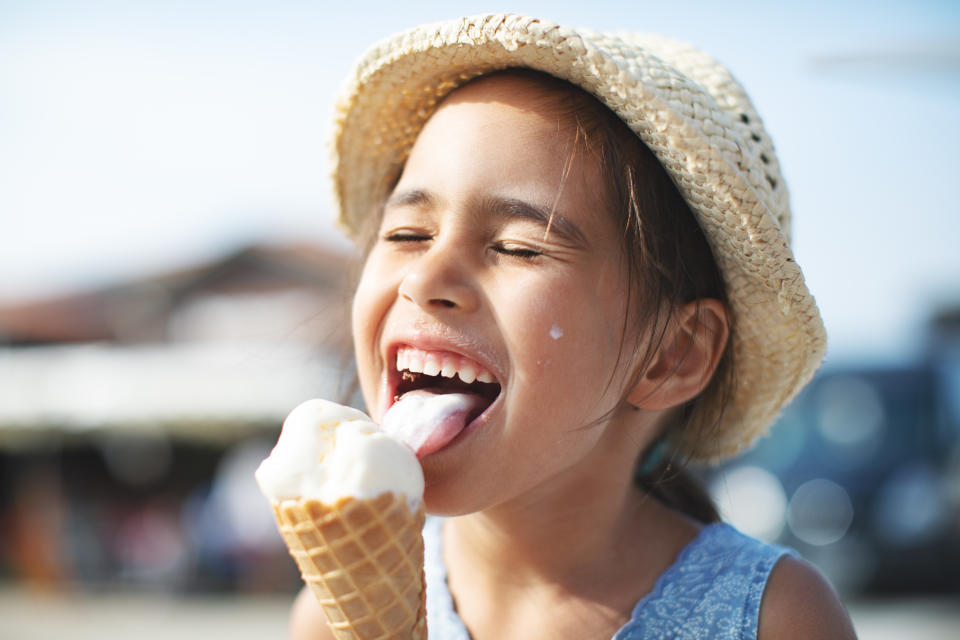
330,14,826,461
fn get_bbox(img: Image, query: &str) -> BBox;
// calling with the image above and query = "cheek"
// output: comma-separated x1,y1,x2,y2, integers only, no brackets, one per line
505,278,623,377
350,274,375,341
350,281,374,357
503,289,562,370
350,258,395,399
507,269,633,419
351,253,394,339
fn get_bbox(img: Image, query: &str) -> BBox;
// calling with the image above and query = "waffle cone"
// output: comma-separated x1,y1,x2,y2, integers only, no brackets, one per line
272,493,427,639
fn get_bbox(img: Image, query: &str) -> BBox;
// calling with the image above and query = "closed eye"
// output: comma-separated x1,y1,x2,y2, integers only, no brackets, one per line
383,231,431,243
492,244,542,259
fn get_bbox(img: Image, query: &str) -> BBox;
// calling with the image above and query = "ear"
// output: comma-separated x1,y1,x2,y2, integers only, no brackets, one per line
626,299,730,411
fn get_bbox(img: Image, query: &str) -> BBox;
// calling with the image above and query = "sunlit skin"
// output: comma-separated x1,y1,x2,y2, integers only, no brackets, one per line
352,80,653,517
294,74,858,640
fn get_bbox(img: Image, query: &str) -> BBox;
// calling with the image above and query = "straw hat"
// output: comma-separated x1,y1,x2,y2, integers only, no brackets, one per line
329,13,826,461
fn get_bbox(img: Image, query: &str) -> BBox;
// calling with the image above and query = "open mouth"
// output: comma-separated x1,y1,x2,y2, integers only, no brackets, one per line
393,346,501,419
383,346,502,457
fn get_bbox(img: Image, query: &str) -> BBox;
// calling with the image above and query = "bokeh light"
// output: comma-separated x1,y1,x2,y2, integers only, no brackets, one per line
873,463,949,547
710,466,787,542
788,478,854,546
815,375,886,465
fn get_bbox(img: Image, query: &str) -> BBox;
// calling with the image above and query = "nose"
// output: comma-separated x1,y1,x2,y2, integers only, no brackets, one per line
398,240,479,313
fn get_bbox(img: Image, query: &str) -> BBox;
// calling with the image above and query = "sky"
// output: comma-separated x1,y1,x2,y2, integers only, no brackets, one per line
1,0,959,363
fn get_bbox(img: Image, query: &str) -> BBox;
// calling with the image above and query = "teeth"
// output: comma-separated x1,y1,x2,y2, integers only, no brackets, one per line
396,348,424,374
458,363,477,384
395,347,496,386
423,353,441,376
440,360,458,378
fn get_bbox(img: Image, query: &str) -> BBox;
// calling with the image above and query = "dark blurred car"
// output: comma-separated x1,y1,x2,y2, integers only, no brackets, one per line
706,361,960,595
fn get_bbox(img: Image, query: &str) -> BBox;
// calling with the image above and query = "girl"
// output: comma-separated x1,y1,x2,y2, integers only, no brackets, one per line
293,14,856,640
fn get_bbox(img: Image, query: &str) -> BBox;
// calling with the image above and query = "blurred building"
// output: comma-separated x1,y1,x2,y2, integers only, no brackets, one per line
0,242,356,592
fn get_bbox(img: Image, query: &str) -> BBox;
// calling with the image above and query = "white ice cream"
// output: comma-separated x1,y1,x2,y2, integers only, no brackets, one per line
254,399,424,503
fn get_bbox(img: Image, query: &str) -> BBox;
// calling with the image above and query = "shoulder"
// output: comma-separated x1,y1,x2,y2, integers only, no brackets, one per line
758,555,858,640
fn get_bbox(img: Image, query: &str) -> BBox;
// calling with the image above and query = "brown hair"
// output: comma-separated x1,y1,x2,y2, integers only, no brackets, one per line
473,68,733,523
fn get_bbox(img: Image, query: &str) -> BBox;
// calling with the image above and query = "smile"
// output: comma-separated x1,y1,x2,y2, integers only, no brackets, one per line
396,346,497,385
394,346,501,407
384,345,503,457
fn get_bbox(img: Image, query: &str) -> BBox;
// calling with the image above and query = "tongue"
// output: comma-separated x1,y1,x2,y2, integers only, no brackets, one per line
381,389,488,459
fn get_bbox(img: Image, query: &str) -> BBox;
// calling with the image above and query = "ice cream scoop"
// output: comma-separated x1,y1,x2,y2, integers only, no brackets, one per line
255,398,424,504
255,399,427,640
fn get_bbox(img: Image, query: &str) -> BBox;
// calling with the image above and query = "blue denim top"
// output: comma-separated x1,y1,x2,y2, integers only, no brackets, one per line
424,517,795,640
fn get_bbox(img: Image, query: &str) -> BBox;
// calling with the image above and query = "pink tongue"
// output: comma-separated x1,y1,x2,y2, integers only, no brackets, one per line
381,389,488,459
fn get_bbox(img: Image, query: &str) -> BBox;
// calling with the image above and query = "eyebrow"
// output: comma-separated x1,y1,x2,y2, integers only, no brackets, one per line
485,196,587,248
384,189,437,210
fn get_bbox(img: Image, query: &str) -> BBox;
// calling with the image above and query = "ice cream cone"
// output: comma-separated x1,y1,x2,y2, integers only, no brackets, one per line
272,492,427,640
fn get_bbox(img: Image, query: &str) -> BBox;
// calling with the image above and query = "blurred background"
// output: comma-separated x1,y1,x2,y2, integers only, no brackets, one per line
1,0,958,638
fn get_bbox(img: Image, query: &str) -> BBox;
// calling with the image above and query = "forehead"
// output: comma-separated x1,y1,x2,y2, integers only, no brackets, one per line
435,73,570,127
396,75,616,238
409,75,575,164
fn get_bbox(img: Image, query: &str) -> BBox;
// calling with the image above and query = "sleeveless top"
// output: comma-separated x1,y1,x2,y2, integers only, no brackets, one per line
423,517,796,640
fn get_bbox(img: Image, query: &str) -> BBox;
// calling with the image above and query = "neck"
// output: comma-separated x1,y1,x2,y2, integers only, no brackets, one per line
442,405,704,640
446,404,674,589
450,466,637,586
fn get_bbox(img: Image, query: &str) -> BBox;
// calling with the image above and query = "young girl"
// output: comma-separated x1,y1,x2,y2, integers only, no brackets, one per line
292,14,856,640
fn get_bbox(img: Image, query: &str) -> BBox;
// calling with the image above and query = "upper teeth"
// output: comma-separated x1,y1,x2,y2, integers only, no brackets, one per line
396,347,495,384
